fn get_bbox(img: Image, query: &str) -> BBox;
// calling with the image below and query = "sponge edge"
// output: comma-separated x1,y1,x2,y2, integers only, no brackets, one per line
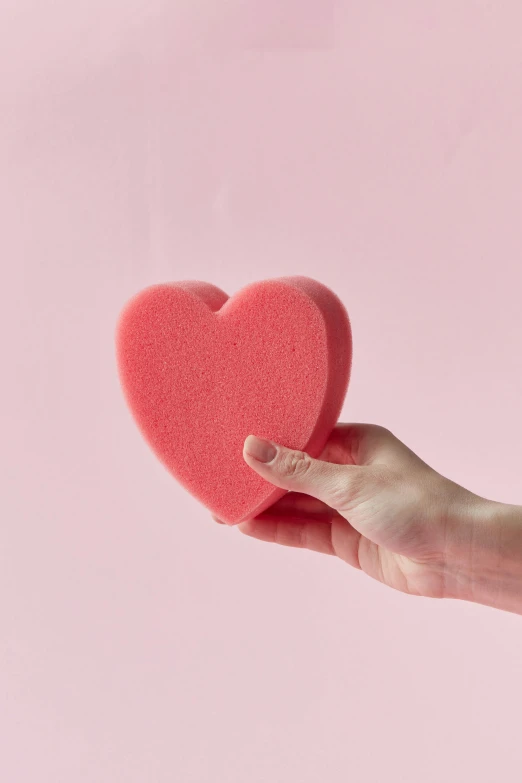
116,276,352,525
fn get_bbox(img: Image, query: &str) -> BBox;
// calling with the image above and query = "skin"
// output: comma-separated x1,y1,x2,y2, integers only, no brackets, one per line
214,424,522,615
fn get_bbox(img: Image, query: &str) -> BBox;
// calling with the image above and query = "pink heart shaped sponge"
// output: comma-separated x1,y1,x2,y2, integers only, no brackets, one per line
116,276,352,525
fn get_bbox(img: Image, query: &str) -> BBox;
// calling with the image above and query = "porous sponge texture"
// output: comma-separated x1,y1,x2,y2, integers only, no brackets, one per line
116,277,352,525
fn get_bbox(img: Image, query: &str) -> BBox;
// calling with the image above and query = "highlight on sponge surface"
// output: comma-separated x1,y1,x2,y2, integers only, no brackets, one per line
116,277,352,525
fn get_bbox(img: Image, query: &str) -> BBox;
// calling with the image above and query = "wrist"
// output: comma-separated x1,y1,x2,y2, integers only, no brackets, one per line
443,493,522,614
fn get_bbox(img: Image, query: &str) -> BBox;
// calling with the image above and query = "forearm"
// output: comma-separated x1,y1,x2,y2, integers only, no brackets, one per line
444,497,522,615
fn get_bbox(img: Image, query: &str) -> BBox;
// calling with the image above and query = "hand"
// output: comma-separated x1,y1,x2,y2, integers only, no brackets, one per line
215,424,522,614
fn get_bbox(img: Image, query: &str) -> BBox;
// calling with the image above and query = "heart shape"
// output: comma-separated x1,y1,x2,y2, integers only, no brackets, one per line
116,277,352,524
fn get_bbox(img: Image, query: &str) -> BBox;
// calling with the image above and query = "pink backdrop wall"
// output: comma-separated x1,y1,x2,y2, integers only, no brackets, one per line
2,2,522,781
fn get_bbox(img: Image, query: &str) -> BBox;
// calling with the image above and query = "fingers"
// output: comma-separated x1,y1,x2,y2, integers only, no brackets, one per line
257,491,337,522
238,515,362,569
243,435,366,511
212,495,338,526
238,517,335,555
212,480,362,568
214,499,362,569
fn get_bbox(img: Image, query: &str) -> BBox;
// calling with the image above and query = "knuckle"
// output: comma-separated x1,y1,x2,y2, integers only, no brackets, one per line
279,450,312,480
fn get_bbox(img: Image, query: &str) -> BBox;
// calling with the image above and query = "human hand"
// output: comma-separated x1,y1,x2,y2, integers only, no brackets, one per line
215,424,522,614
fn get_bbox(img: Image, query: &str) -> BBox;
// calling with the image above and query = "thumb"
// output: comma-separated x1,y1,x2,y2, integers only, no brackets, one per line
243,435,362,511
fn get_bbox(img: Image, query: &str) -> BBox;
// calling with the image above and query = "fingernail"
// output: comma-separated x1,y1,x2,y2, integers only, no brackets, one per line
244,435,277,464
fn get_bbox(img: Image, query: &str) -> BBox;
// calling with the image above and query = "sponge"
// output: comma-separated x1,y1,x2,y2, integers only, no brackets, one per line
116,277,352,525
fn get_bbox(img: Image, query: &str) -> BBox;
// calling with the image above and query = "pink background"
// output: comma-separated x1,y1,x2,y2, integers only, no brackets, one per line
2,2,522,781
